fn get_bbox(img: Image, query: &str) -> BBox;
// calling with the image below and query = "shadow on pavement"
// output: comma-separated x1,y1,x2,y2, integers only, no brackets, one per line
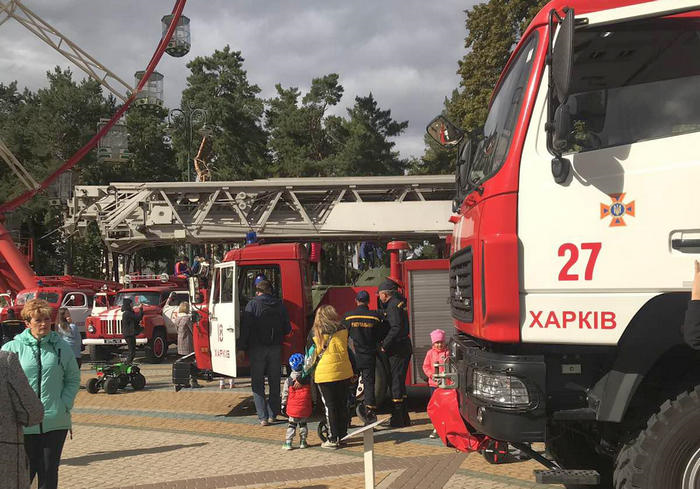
220,395,257,417
62,442,208,466
373,428,434,445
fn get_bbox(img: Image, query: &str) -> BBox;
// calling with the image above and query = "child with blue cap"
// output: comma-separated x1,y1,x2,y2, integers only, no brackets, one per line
281,353,312,449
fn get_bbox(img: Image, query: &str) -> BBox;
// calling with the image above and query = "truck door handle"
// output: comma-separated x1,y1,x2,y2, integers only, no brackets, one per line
226,328,234,332
671,239,700,252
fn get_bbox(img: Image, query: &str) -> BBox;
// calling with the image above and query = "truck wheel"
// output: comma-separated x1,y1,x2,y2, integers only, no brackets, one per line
145,329,167,363
89,345,109,362
614,387,700,489
104,377,120,394
131,372,146,390
86,378,100,394
374,357,388,406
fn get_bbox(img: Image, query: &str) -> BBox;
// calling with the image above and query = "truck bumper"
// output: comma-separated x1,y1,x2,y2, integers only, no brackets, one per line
83,338,148,345
456,341,546,443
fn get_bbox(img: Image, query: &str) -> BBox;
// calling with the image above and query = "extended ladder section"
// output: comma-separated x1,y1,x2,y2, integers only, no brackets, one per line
66,175,455,253
35,275,121,291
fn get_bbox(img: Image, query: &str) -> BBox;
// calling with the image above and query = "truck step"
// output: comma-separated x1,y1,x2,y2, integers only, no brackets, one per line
534,469,600,485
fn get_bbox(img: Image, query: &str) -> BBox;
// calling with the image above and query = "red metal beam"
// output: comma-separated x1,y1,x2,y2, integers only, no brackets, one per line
0,0,187,213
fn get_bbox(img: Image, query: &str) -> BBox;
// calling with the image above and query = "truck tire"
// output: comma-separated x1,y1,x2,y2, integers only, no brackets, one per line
89,345,109,362
614,386,700,489
145,329,167,363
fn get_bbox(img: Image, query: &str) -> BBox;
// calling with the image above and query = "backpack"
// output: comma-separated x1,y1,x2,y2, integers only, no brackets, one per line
255,299,284,346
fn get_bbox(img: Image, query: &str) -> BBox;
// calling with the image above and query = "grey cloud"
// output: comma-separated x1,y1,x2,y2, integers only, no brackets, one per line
0,0,477,160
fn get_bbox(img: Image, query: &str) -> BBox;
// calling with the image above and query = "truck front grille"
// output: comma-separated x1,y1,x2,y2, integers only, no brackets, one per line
450,246,473,322
101,318,122,336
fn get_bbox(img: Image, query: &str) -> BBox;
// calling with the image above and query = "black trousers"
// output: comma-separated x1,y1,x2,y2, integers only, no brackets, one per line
356,352,376,408
387,340,412,402
318,379,350,442
24,429,68,489
125,335,136,363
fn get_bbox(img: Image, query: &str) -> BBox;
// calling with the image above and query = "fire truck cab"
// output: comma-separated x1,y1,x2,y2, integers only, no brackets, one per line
84,274,189,362
187,241,452,405
1,275,118,333
428,0,700,486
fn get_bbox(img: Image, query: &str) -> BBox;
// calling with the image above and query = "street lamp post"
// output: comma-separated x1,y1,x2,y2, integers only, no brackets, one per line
168,104,207,182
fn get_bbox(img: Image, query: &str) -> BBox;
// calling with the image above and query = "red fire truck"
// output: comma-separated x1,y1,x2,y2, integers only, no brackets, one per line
185,241,451,404
427,0,700,487
0,275,120,331
84,274,190,362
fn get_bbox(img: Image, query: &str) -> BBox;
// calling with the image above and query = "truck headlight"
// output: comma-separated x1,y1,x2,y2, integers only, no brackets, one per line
472,370,530,407
88,325,96,334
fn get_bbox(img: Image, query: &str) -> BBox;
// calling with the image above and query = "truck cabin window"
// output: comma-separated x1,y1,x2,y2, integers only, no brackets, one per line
115,292,161,307
239,266,282,306
468,33,538,186
561,18,700,153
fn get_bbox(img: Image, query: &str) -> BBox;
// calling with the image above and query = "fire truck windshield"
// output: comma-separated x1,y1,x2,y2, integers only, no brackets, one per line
114,291,162,307
468,33,538,187
16,291,60,305
560,18,700,154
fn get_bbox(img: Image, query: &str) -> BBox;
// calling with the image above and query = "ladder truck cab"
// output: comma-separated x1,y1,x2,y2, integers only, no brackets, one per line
427,1,700,487
184,241,452,404
83,274,189,363
0,275,120,334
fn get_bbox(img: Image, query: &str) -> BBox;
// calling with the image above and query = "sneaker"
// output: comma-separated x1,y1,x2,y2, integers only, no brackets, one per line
282,441,293,450
267,417,276,424
299,439,308,449
321,440,339,449
429,429,438,439
190,381,202,388
260,419,270,426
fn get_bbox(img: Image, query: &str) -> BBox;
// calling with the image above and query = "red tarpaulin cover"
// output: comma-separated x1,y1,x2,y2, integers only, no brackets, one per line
427,388,488,452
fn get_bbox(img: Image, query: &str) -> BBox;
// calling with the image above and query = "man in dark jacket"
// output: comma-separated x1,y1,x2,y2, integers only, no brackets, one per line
121,298,143,364
378,278,412,427
240,280,291,425
683,260,700,348
342,290,386,423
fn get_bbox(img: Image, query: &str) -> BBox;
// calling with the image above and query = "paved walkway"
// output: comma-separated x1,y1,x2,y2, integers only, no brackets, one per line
49,358,562,489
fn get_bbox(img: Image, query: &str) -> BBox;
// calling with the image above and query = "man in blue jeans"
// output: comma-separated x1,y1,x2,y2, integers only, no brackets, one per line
240,280,291,425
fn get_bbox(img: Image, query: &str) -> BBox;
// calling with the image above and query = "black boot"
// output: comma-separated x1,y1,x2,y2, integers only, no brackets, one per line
402,399,411,426
389,401,405,427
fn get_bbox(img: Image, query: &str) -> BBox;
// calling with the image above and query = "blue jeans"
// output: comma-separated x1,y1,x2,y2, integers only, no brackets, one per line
249,344,282,420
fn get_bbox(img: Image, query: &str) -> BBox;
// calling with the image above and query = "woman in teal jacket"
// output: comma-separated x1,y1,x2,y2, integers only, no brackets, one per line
1,299,80,489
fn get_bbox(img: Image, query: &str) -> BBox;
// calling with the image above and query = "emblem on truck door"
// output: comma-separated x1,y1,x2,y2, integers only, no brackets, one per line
600,193,635,227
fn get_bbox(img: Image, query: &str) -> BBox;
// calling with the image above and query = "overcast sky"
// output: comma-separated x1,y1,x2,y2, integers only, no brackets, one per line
0,0,477,160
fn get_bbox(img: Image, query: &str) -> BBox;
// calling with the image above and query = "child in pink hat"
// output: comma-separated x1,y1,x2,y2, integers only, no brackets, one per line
422,328,449,438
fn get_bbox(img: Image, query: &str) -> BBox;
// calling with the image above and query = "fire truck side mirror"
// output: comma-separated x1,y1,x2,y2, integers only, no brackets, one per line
552,105,572,151
426,115,464,148
552,8,574,105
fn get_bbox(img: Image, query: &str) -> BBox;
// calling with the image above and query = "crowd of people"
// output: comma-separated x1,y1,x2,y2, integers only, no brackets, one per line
4,260,700,487
237,274,450,449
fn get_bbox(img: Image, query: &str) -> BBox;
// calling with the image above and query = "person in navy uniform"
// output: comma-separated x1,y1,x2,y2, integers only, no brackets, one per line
378,278,412,427
341,290,386,424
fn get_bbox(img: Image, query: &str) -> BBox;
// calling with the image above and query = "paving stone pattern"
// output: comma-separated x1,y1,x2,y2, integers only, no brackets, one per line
54,360,563,489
